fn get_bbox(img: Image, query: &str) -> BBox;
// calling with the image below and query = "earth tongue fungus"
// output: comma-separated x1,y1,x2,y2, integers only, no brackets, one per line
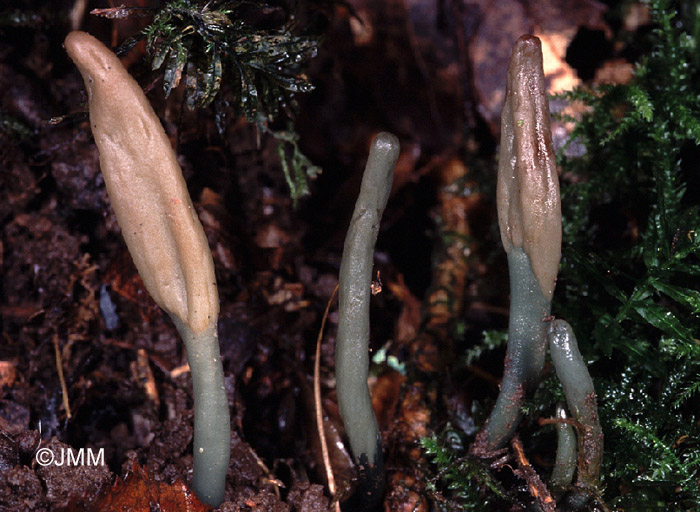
336,133,399,510
470,35,603,506
470,33,561,456
64,31,230,507
548,320,604,504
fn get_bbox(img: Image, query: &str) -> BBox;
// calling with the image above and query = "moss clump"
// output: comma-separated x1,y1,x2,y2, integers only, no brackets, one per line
555,0,700,508
99,0,321,205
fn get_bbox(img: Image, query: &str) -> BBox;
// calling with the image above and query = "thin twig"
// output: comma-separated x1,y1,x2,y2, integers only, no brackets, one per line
511,436,555,512
315,284,340,511
52,334,71,420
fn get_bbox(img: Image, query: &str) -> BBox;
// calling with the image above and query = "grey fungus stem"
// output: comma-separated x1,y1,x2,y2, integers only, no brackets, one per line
472,247,551,454
548,319,603,488
472,34,561,455
64,31,229,507
336,132,399,508
550,402,577,498
175,320,230,506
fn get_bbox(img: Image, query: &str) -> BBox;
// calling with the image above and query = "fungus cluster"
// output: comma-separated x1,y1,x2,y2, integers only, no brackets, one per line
470,35,603,506
64,26,602,510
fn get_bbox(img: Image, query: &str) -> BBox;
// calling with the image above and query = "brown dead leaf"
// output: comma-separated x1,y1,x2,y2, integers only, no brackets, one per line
383,382,433,512
84,460,212,512
594,58,634,85
0,361,17,389
470,0,608,135
371,370,406,430
105,249,162,323
198,187,240,273
387,273,421,344
348,7,373,46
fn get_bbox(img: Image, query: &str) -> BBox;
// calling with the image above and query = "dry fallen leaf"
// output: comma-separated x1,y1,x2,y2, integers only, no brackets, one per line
0,360,17,389
470,0,608,135
83,460,212,512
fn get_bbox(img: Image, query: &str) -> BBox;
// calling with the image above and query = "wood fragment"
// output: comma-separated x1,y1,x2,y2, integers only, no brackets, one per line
52,334,71,420
132,348,160,408
410,158,476,373
511,436,556,512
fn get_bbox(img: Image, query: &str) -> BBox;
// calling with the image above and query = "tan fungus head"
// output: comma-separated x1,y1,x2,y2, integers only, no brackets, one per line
65,31,218,333
496,35,562,300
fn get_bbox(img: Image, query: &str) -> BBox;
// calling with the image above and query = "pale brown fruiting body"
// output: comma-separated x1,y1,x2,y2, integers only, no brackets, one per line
65,31,228,507
64,30,218,334
497,34,561,300
473,34,560,454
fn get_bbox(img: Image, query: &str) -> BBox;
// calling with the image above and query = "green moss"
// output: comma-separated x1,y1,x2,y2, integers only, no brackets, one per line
421,426,508,510
103,0,321,205
555,0,700,507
